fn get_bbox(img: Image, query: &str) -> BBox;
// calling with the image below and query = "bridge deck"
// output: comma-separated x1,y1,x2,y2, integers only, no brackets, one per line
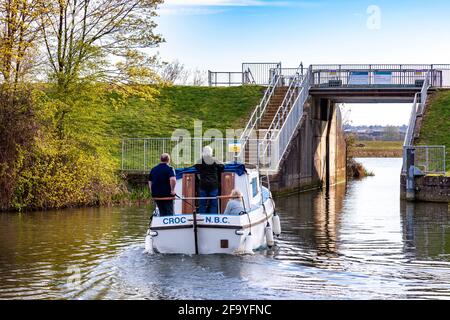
308,87,435,103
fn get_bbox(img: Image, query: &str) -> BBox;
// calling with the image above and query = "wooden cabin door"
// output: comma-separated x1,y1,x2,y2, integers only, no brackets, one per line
220,172,235,213
182,173,196,214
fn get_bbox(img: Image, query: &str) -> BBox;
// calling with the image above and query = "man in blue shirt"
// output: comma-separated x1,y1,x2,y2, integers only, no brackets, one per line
148,153,176,216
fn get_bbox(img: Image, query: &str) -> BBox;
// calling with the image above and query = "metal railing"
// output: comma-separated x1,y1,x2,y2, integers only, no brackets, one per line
207,71,249,86
121,137,271,171
208,63,282,86
239,66,283,155
259,66,313,170
402,146,446,175
310,64,450,88
270,67,304,85
263,64,304,140
403,91,422,149
242,62,282,85
402,71,431,173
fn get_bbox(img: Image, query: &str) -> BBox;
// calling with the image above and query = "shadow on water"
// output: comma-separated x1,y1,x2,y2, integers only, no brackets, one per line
1,158,450,299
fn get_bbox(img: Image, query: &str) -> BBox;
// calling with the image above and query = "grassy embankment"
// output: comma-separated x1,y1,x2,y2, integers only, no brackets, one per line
107,85,264,140
415,90,450,175
351,140,403,158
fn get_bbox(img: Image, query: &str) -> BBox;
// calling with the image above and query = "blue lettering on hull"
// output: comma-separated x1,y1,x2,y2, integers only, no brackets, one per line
161,216,230,225
205,216,229,224
162,217,187,225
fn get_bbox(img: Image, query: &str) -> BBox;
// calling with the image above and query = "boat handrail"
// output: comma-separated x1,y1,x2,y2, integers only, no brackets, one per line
152,195,243,201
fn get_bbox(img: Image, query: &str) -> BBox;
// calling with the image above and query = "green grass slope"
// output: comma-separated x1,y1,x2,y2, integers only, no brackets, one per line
107,85,265,138
416,90,450,173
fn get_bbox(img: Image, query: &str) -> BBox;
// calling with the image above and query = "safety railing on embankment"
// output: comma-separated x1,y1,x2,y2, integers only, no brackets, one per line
208,62,282,86
207,71,250,86
402,146,446,175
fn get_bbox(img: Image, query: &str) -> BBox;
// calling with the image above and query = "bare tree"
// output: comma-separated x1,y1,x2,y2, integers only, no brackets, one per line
38,0,164,91
0,0,45,86
340,103,352,126
192,68,206,86
160,60,188,84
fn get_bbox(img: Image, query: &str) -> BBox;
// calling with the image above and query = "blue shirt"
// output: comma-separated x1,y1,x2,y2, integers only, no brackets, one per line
149,163,175,197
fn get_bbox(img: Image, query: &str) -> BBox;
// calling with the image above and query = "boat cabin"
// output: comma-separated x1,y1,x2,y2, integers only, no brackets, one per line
173,163,263,215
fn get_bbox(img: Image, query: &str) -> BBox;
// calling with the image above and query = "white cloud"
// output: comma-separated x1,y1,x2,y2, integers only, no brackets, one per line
159,0,320,16
163,0,290,7
159,7,228,15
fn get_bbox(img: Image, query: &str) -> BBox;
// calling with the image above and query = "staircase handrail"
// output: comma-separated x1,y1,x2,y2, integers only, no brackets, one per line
259,66,313,170
402,71,432,173
239,66,282,154
261,63,304,142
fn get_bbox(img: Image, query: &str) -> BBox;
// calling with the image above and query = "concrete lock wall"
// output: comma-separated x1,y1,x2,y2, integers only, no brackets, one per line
270,97,347,194
400,175,450,203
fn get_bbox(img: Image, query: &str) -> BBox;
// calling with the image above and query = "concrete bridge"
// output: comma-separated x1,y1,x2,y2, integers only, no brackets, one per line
230,64,449,194
122,63,450,197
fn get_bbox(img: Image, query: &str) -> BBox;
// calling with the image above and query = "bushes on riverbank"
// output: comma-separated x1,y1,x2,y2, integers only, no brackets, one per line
0,87,39,210
1,85,126,211
345,134,375,179
347,158,374,179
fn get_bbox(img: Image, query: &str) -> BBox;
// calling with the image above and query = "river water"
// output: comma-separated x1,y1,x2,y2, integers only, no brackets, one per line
1,158,449,300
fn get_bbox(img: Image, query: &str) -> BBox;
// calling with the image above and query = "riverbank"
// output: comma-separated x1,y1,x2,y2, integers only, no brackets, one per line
351,140,403,158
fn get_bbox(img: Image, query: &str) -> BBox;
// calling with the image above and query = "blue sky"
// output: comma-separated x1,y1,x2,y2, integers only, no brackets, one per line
154,0,450,125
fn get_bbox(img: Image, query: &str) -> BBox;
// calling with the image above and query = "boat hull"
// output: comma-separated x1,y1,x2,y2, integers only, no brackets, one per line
149,199,275,255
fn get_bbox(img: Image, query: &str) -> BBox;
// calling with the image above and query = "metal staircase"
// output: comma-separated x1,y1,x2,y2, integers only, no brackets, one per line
239,63,312,172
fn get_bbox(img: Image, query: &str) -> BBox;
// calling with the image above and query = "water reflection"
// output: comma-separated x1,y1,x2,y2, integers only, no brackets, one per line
401,201,450,260
1,158,450,299
0,206,150,299
274,183,345,261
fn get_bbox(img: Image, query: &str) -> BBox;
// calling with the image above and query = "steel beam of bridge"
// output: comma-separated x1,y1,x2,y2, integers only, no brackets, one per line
308,87,437,103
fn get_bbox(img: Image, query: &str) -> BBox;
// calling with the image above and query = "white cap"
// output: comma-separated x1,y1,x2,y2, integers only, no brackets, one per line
203,146,213,157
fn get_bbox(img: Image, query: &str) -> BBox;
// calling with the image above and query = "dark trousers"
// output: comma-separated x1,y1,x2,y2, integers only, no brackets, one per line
155,200,174,216
199,188,219,214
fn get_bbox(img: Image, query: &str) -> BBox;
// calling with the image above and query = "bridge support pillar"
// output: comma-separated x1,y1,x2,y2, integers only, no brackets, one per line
270,97,347,194
405,147,416,201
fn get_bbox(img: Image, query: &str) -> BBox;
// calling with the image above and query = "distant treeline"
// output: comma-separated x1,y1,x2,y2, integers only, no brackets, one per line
344,125,407,141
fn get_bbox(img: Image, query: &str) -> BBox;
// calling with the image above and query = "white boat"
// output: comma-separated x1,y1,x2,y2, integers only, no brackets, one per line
144,163,281,255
